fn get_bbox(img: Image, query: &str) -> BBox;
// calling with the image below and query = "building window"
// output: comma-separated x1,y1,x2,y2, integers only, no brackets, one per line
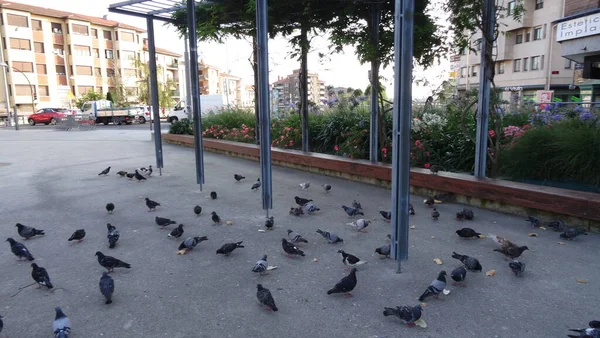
535,0,543,10
475,39,482,51
507,1,516,16
74,45,91,56
523,57,529,71
525,32,531,42
93,48,100,58
38,85,50,96
103,30,112,40
513,59,521,72
36,64,47,74
12,61,34,73
6,14,28,27
533,27,543,40
32,19,42,31
78,86,94,94
15,85,33,95
51,22,62,34
72,24,89,36
9,38,31,50
105,50,114,59
91,28,98,38
516,34,523,44
121,32,135,42
34,42,44,53
531,56,541,70
564,58,572,69
121,50,136,61
53,44,64,55
498,62,505,74
55,65,66,75
94,67,101,76
76,66,93,76
107,69,115,77
471,65,478,77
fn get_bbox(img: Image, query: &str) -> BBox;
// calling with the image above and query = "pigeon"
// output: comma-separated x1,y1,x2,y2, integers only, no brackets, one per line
95,251,130,272
282,238,305,257
375,244,391,258
234,174,246,182
303,203,320,213
168,224,184,239
105,203,114,214
431,208,440,220
6,238,34,261
117,171,127,177
383,305,423,327
210,191,217,200
265,216,274,230
456,211,465,221
126,172,135,180
456,228,481,239
15,223,45,239
327,268,357,296
294,196,313,206
462,208,474,220
194,205,202,216
429,165,439,174
0,314,3,334
211,211,221,224
352,200,362,210
545,220,566,232
316,229,344,243
380,210,391,221
424,197,435,207
321,184,331,192
568,321,600,338
418,270,447,302
147,165,153,176
256,284,278,311
409,203,415,215
338,250,366,268
98,166,111,176
145,198,160,211
299,181,310,190
251,178,261,190
106,223,120,249
289,207,303,216
155,216,176,229
509,260,526,277
347,219,370,232
67,229,85,242
31,263,53,289
341,205,363,217
134,169,146,181
53,307,71,338
489,234,529,259
526,216,541,228
252,255,268,275
99,272,114,304
216,241,244,256
451,252,482,271
450,266,467,287
560,227,587,240
178,236,208,252
287,229,308,244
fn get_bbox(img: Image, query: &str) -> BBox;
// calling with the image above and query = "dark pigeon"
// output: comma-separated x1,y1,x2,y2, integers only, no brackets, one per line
6,238,34,261
351,200,362,210
105,203,114,214
211,211,221,224
134,170,146,181
342,205,363,217
216,241,244,256
282,238,305,257
117,171,127,177
316,229,343,244
95,251,131,272
126,172,135,180
418,271,447,302
409,204,415,215
431,208,440,220
450,266,467,287
321,184,331,192
155,216,176,229
53,307,71,338
257,284,278,311
451,252,482,271
106,223,119,249
31,263,53,289
234,174,245,182
545,220,566,232
99,272,114,304
210,191,217,200
98,166,111,176
15,223,45,240
145,198,159,211
429,165,439,174
509,260,526,277
489,234,529,259
456,228,481,239
295,196,312,206
287,230,308,244
424,197,435,207
375,244,391,258
383,305,423,327
560,228,587,240
327,268,357,296
178,236,208,252
568,326,600,338
289,207,303,216
526,216,541,228
338,250,366,268
252,255,268,275
456,211,465,221
168,224,184,239
265,216,274,230
380,210,391,221
194,205,202,216
0,313,3,333
68,229,85,242
462,208,474,220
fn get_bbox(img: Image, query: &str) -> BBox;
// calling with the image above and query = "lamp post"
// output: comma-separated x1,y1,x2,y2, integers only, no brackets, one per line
53,51,72,109
0,62,36,123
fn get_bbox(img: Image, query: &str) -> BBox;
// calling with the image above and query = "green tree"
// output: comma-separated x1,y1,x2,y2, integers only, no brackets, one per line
133,58,175,108
107,60,126,106
106,91,113,103
75,90,104,109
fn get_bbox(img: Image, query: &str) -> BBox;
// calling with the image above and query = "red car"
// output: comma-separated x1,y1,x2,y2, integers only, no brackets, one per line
28,108,69,126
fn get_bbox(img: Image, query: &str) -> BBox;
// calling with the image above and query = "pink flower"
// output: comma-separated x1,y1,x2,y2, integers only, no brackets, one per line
289,140,294,147
488,130,496,138
381,147,387,154
424,163,431,169
425,151,430,157
334,145,339,151
383,153,387,158
414,140,421,147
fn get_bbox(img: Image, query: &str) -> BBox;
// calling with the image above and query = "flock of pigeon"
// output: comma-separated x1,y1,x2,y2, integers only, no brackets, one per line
2,165,597,337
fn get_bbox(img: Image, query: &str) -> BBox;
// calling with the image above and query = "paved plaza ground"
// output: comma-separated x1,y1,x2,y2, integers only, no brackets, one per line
0,128,598,337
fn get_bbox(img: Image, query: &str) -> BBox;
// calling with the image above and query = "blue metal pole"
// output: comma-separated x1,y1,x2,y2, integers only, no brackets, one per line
187,0,205,189
146,17,164,175
390,0,414,273
369,3,380,163
474,0,495,178
256,0,272,214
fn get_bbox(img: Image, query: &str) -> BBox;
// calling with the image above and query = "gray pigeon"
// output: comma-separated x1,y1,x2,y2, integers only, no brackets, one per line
99,272,114,304
178,236,208,253
545,220,566,232
342,205,363,217
252,255,268,275
321,184,331,192
509,260,526,277
347,219,370,232
299,181,310,190
256,284,278,311
98,166,111,176
0,313,3,333
383,305,423,327
251,178,261,190
418,271,447,301
560,227,587,240
15,223,45,240
95,251,130,272
450,266,467,287
375,244,391,258
303,203,320,214
106,224,119,249
316,229,343,243
6,238,34,261
287,229,308,244
451,252,482,271
53,307,71,338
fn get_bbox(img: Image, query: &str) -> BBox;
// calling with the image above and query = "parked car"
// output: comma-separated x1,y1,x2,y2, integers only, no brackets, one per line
135,106,152,124
27,108,70,126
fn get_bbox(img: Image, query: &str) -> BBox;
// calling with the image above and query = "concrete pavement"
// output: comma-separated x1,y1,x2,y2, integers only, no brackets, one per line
0,128,598,337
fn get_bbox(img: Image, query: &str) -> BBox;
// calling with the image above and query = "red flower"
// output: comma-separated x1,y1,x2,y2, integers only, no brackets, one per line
381,147,387,154
424,163,431,169
522,124,531,130
425,151,430,157
334,145,339,151
488,130,496,137
414,140,421,147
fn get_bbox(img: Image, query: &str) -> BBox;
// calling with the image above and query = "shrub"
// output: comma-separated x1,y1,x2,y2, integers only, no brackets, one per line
202,108,256,130
169,119,193,135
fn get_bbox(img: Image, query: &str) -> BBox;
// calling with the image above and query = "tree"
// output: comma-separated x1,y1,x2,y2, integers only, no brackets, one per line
106,92,113,103
133,58,175,108
107,60,126,106
75,90,104,109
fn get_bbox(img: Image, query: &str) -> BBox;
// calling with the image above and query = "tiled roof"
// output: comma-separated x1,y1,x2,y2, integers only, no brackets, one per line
0,0,145,32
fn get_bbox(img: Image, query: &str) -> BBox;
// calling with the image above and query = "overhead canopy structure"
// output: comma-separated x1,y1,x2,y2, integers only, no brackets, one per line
108,0,183,23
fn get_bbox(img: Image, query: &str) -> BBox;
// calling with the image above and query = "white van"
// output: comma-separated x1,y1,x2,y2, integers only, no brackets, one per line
167,95,224,123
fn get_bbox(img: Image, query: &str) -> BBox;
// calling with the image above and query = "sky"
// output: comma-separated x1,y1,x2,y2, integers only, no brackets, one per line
19,0,451,100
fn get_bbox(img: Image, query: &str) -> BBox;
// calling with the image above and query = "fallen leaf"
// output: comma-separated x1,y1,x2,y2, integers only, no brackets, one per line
486,270,496,277
528,233,538,237
540,226,547,230
433,258,443,265
410,225,416,229
266,265,278,271
414,318,428,328
576,279,588,284
176,250,187,255
226,221,233,225
442,289,451,296
558,242,566,245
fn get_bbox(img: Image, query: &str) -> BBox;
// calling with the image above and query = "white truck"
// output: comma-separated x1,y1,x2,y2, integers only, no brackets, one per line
167,95,224,123
81,100,138,125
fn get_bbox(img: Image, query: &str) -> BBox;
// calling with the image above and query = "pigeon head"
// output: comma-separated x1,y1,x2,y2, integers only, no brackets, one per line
438,270,447,279
6,238,15,244
287,229,293,235
55,307,67,319
95,251,104,257
257,284,264,290
337,249,345,254
281,238,288,243
145,197,150,201
15,223,23,228
211,211,217,215
31,263,38,268
102,272,109,278
261,254,267,260
521,246,529,251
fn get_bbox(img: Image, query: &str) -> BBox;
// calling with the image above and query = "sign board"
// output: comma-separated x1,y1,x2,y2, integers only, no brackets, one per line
556,13,600,42
536,90,553,103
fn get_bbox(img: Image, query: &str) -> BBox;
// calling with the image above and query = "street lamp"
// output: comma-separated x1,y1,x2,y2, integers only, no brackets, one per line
53,51,72,108
0,61,36,122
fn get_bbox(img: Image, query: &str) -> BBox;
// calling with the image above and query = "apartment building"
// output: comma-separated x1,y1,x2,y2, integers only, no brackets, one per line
453,0,578,104
271,69,327,110
197,62,249,107
142,39,182,103
0,0,182,117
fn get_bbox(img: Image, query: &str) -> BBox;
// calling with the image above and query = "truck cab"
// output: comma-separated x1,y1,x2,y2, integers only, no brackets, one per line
167,95,224,124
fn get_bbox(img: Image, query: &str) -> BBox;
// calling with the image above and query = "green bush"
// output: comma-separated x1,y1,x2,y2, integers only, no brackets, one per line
169,119,193,135
202,108,256,130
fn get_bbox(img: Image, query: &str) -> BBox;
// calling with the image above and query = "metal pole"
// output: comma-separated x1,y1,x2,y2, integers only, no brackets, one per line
369,3,380,163
187,0,205,189
147,77,152,131
146,17,164,175
474,0,495,177
256,0,272,214
390,0,414,273
184,38,192,120
13,104,18,130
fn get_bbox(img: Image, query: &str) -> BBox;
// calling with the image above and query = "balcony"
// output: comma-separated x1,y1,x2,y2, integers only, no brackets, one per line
503,1,534,32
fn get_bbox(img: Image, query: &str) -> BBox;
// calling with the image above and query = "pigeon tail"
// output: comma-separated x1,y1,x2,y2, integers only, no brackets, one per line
383,307,399,317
